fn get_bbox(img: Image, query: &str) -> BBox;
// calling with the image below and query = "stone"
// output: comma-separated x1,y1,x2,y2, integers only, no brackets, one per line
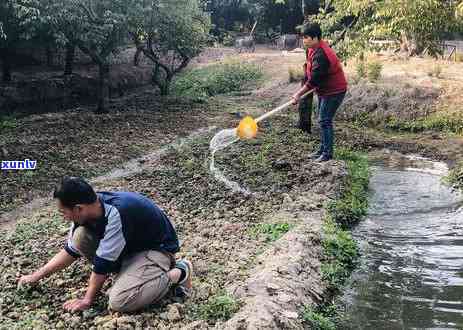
94,315,114,326
281,310,299,319
277,293,293,303
166,304,181,322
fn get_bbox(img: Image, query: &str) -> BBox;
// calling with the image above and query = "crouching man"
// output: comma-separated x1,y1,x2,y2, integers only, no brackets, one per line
18,176,192,313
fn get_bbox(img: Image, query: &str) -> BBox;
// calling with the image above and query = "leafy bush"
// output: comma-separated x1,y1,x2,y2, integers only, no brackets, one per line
172,59,263,102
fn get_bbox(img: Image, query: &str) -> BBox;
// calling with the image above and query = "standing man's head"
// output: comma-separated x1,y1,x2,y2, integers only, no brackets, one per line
300,23,322,49
54,176,101,225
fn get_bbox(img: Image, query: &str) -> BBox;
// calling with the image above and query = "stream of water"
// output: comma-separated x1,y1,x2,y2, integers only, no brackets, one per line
341,152,463,329
209,128,252,195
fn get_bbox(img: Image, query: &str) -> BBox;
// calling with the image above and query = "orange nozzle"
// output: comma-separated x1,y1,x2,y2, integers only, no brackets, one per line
237,116,258,139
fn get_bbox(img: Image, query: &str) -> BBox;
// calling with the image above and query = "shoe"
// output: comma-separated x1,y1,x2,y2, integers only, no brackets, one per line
309,151,322,159
315,154,332,162
175,259,193,290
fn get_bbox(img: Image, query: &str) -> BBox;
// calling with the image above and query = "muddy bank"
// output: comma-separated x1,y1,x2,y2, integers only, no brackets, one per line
0,47,237,114
0,65,153,114
0,116,347,329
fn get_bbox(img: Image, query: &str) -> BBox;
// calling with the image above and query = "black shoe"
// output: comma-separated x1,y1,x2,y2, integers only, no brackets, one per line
315,154,332,162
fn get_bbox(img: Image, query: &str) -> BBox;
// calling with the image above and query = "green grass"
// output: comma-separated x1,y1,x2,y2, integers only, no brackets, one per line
0,115,19,130
367,60,383,82
444,162,463,191
302,305,337,330
172,59,263,103
385,112,463,134
303,148,370,328
327,148,370,228
249,223,295,242
194,291,240,321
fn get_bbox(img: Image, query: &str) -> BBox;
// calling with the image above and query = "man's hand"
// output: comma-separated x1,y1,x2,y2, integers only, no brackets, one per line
18,273,41,286
63,298,92,312
291,93,300,105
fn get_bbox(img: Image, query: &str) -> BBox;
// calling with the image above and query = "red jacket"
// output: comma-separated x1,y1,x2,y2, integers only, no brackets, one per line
305,40,347,97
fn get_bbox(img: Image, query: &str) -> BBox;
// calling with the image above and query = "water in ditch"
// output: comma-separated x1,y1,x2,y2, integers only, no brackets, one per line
341,152,463,329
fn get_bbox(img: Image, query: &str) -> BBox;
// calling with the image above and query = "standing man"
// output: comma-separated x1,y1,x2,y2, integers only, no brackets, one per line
18,176,192,313
292,23,348,162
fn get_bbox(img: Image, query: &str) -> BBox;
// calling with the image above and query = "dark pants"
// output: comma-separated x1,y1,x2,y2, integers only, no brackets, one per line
298,93,313,134
317,92,346,157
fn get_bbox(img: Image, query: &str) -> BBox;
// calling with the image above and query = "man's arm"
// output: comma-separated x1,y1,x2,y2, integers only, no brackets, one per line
63,272,107,312
19,249,77,285
64,206,125,312
292,48,330,104
305,48,330,89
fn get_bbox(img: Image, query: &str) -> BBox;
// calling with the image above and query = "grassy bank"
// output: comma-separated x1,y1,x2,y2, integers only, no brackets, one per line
172,59,263,103
384,111,463,135
303,148,370,330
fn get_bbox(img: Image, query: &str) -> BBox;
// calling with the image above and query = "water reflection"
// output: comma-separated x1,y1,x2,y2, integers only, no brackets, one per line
341,152,463,330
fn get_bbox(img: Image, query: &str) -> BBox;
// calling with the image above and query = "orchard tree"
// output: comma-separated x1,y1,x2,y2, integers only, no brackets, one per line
373,0,456,56
129,0,211,95
51,0,132,113
312,0,459,59
0,0,40,82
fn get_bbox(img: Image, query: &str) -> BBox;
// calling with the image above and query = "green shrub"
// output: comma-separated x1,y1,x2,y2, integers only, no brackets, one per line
367,60,382,82
172,60,263,102
196,292,240,321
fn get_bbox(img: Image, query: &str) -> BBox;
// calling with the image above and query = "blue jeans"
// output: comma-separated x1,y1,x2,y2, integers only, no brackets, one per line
317,92,346,157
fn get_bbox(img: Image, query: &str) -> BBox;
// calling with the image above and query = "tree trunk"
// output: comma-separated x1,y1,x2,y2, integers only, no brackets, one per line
46,45,53,67
64,43,75,75
160,74,172,95
133,47,142,66
96,63,109,113
153,64,172,96
1,49,12,83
